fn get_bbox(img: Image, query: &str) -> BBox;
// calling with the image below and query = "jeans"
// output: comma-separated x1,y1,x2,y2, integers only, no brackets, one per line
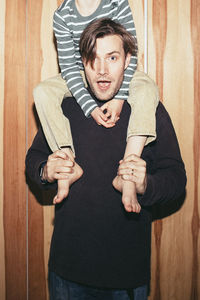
49,271,148,300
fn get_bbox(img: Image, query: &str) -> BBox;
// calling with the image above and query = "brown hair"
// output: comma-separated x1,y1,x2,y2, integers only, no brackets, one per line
79,18,137,67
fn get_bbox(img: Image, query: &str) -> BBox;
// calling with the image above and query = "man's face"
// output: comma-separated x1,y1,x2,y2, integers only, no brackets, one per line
83,35,131,101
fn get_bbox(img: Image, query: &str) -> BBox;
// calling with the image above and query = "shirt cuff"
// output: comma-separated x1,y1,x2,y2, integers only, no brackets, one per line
39,161,49,184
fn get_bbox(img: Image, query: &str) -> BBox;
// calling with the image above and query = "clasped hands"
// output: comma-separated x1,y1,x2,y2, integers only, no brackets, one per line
90,99,124,127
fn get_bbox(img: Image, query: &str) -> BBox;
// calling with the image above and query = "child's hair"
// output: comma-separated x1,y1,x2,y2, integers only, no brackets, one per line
79,18,137,67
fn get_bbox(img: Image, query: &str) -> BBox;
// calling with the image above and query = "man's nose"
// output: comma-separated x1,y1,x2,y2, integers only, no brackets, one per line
96,59,108,76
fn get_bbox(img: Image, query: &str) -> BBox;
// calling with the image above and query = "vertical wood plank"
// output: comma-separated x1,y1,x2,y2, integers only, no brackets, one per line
152,0,167,101
40,0,60,80
40,0,60,296
27,1,47,299
148,0,198,299
130,0,145,70
149,2,167,299
190,1,200,298
27,1,58,299
0,0,6,298
0,1,199,300
3,0,27,298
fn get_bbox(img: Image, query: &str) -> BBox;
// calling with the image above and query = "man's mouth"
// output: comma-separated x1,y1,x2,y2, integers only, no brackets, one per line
97,80,111,91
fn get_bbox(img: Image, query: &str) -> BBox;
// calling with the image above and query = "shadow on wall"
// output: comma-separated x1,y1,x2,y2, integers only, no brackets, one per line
32,102,40,130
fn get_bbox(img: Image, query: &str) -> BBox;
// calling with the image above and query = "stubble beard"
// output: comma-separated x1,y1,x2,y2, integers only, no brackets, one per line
89,77,123,102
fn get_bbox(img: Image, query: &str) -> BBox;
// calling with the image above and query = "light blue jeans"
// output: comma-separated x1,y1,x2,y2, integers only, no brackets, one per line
49,271,148,300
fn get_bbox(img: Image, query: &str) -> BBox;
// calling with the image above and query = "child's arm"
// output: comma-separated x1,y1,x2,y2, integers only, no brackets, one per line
113,0,138,102
100,99,124,124
53,9,111,127
99,0,137,124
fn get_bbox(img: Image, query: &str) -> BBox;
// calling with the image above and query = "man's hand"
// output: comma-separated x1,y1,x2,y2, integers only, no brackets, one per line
42,150,74,183
91,107,115,128
117,154,147,195
100,99,124,124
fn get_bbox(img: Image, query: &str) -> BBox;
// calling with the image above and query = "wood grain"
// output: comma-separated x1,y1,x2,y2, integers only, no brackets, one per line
38,1,59,296
150,1,167,299
0,0,199,299
148,0,199,299
27,0,59,298
3,0,27,298
0,0,6,298
152,0,167,100
129,0,145,70
27,1,47,299
190,1,200,298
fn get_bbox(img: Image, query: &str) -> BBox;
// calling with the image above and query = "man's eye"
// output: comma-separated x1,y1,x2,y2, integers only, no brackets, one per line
109,56,117,61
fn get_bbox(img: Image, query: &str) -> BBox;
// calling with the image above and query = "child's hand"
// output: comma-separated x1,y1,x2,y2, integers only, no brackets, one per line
100,99,124,124
91,107,115,128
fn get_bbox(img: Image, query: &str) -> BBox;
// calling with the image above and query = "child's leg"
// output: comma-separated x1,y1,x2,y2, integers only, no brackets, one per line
113,71,159,213
127,70,159,143
33,74,74,152
124,136,146,213
113,136,145,213
34,74,85,203
53,147,83,204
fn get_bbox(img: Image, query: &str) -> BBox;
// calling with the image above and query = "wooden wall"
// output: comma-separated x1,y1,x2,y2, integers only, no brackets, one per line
0,0,199,299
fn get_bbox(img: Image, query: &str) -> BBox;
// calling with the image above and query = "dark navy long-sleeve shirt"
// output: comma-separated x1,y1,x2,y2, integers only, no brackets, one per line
26,98,186,289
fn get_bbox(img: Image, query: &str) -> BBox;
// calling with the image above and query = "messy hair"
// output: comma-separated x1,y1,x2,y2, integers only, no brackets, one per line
79,18,137,67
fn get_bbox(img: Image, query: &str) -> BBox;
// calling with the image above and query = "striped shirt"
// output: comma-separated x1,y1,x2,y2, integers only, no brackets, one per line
53,0,137,117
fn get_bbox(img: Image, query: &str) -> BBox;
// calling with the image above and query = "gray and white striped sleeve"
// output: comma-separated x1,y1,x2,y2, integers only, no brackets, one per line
53,11,98,117
112,0,137,100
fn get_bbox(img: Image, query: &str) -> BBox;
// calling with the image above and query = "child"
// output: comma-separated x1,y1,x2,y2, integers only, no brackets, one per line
34,0,159,212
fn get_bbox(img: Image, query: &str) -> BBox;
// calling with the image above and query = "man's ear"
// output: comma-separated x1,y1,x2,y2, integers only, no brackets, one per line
124,53,131,70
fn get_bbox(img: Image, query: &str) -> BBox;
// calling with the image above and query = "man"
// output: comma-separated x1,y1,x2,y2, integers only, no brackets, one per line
26,19,186,300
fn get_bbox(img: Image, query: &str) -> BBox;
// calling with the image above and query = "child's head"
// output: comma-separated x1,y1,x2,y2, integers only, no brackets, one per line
79,18,137,68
